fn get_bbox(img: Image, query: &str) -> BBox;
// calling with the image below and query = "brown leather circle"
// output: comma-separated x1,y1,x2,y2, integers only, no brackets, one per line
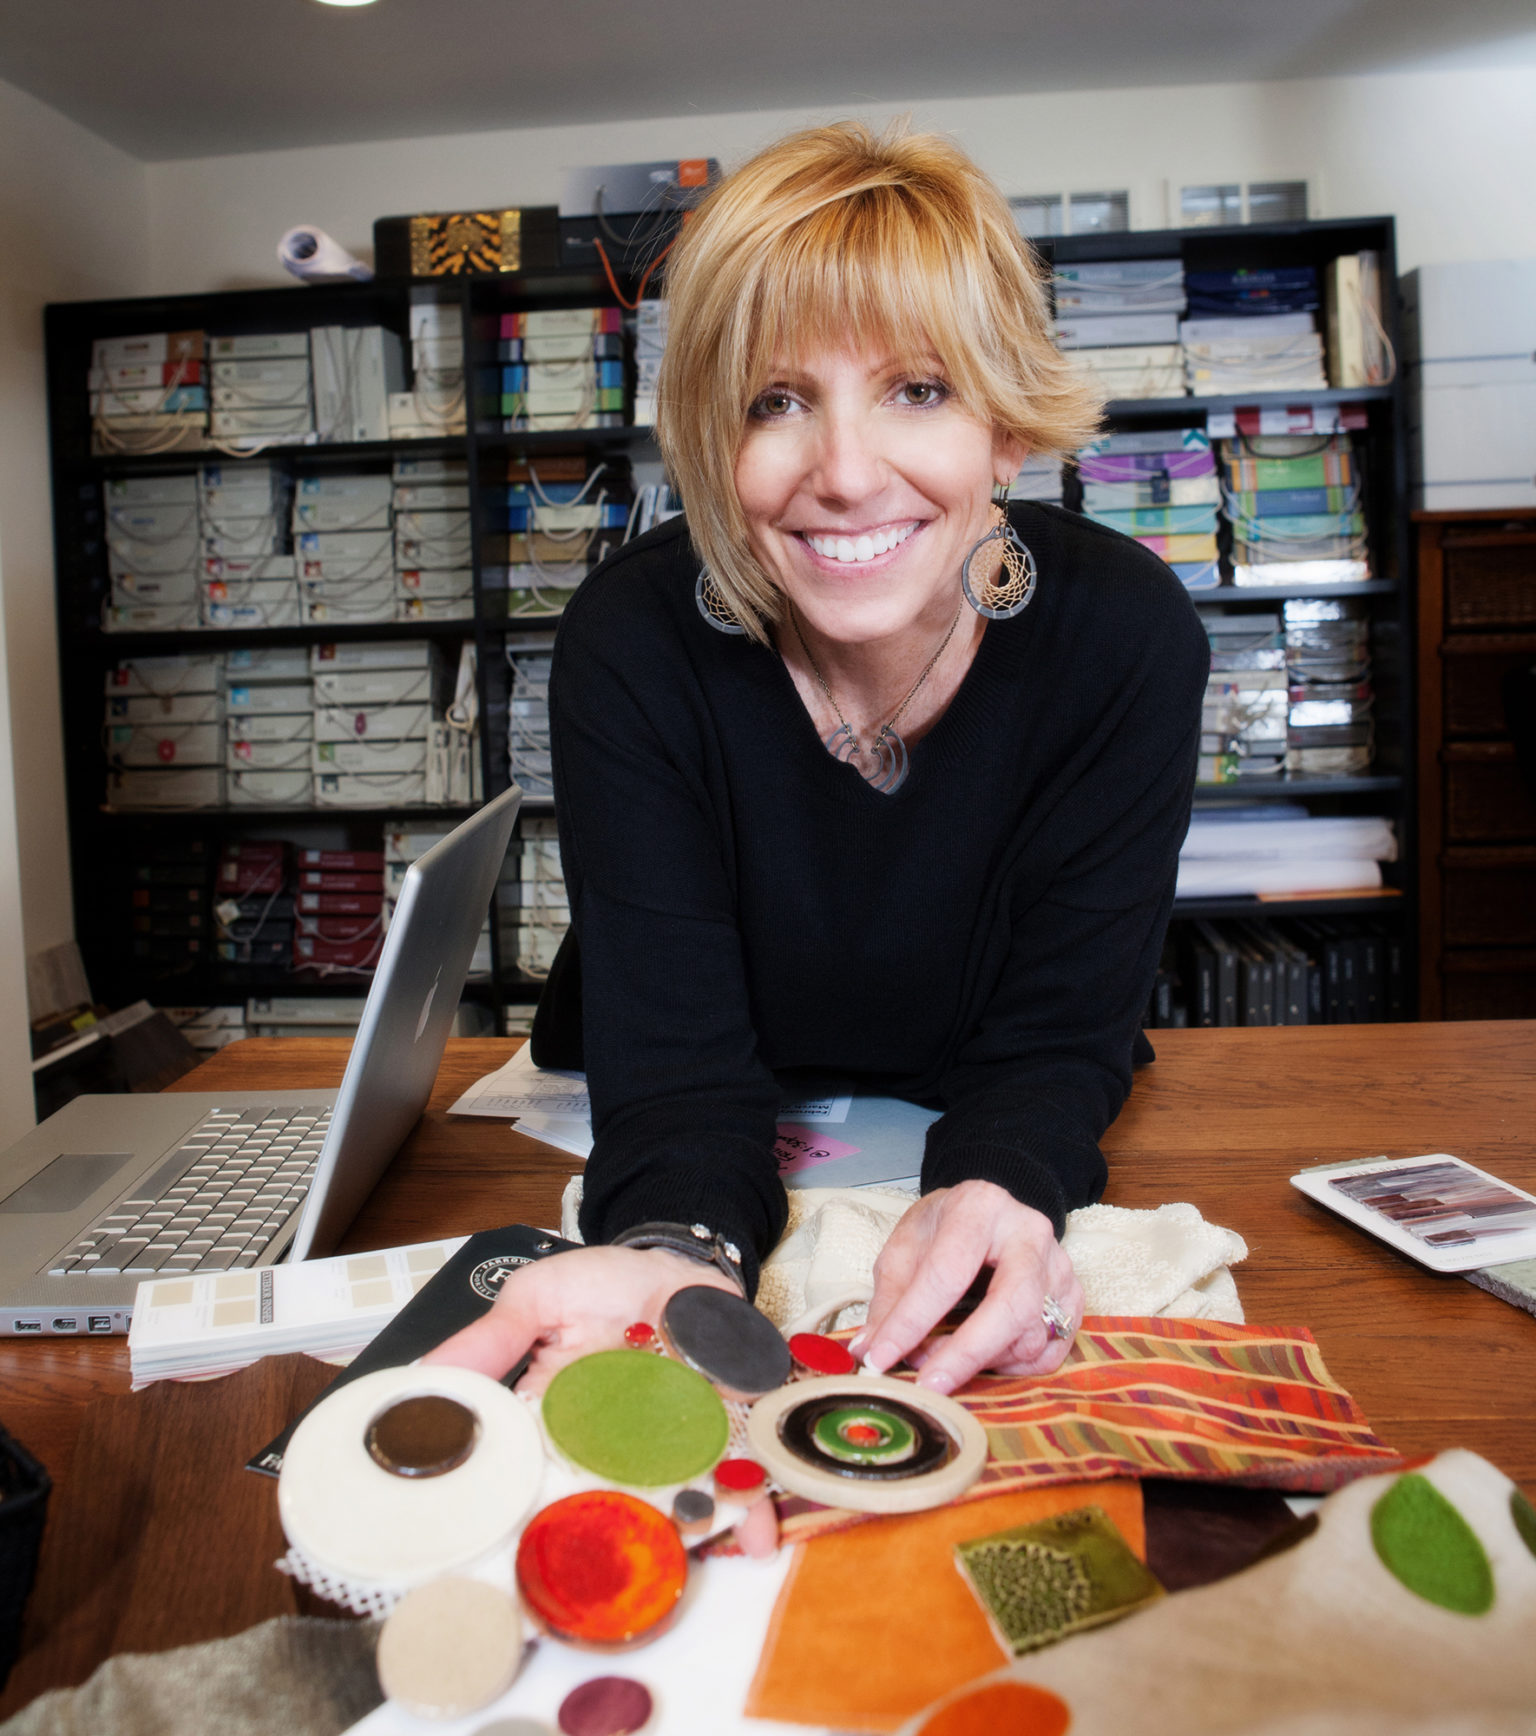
365,1394,479,1478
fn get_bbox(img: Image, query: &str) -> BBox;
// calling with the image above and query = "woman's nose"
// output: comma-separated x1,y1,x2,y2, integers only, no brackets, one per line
807,411,887,509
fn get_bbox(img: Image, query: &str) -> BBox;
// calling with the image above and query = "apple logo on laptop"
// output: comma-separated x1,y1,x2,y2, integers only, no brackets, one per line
415,967,443,1043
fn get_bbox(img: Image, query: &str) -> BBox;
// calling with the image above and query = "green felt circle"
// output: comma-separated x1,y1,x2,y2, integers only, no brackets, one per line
811,1404,916,1466
1370,1473,1494,1615
541,1350,729,1487
1511,1489,1536,1560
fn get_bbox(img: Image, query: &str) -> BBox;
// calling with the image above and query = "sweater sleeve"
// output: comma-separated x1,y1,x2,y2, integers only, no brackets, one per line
920,577,1208,1234
541,571,787,1296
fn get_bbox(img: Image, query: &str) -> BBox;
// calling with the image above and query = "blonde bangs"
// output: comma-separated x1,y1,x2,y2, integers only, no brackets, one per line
656,122,1103,641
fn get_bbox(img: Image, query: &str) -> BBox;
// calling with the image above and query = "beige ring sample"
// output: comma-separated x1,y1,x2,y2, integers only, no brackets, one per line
279,1365,544,1591
744,1373,988,1515
376,1576,524,1717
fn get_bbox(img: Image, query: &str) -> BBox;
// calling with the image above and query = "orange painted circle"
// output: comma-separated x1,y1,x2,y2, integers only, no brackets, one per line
916,1680,1071,1736
516,1491,687,1647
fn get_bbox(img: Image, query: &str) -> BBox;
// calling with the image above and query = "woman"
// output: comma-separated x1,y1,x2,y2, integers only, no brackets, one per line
431,122,1206,1409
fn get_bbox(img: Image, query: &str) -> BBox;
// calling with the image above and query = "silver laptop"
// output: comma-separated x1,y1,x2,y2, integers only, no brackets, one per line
0,785,521,1336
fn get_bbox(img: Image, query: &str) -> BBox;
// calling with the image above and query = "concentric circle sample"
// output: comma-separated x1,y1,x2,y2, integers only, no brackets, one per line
784,1394,949,1479
375,1576,523,1717
516,1491,687,1648
557,1675,654,1735
541,1349,729,1486
788,1331,858,1377
366,1394,479,1478
277,1364,545,1591
659,1285,793,1399
745,1373,987,1516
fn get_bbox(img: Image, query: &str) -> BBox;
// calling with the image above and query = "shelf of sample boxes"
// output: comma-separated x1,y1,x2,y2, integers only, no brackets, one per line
483,307,627,431
384,817,496,978
392,451,472,619
388,299,467,441
479,455,631,621
1173,892,1405,920
501,814,568,981
87,328,207,456
207,332,315,444
504,635,555,803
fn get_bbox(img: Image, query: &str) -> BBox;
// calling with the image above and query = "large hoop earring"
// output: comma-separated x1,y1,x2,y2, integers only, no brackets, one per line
961,498,1037,621
695,567,747,635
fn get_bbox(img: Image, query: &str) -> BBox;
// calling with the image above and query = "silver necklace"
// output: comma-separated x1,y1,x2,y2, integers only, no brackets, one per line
788,602,964,794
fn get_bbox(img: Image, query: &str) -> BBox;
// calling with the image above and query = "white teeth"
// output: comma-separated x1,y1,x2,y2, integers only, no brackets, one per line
803,523,916,563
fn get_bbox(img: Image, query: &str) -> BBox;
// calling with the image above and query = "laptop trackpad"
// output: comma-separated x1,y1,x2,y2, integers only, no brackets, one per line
0,1153,129,1213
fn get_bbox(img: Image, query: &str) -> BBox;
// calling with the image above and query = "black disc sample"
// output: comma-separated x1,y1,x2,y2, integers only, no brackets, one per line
660,1284,793,1398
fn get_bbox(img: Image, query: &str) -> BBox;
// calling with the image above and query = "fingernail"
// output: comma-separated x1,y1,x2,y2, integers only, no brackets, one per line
864,1339,898,1375
916,1368,955,1395
847,1332,868,1359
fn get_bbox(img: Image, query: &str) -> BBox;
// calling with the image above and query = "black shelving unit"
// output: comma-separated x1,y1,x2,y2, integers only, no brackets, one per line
46,215,1416,1029
46,271,658,1020
1042,215,1415,1017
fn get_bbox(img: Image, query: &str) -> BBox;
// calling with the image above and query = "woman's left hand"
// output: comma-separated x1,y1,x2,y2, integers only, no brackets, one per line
849,1179,1082,1394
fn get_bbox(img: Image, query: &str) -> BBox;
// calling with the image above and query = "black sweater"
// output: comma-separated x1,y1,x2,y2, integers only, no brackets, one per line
531,503,1208,1294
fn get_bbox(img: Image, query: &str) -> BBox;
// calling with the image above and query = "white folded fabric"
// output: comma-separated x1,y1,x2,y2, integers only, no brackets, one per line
560,1178,1249,1333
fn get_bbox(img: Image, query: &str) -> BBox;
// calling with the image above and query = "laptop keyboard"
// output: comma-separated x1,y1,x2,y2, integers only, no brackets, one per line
46,1106,332,1278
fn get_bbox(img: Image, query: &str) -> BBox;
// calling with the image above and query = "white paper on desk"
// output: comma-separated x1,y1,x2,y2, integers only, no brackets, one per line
512,1109,594,1159
456,1050,927,1189
448,1041,591,1118
346,1548,803,1736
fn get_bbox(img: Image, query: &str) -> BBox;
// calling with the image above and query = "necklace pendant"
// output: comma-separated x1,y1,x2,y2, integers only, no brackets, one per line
824,722,862,765
865,726,910,794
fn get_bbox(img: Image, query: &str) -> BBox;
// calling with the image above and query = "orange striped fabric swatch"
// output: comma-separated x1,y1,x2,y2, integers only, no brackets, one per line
775,1317,1401,1545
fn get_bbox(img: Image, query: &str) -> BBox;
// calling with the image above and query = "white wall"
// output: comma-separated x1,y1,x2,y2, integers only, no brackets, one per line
0,77,149,1137
143,63,1536,292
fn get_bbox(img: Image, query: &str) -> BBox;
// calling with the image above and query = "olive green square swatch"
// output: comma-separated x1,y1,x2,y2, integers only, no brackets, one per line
954,1504,1164,1655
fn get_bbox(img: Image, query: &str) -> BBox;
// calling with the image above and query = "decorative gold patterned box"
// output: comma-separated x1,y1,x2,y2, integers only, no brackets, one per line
373,207,560,278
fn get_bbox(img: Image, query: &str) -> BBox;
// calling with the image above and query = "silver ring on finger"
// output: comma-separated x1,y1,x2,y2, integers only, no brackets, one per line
1041,1294,1074,1342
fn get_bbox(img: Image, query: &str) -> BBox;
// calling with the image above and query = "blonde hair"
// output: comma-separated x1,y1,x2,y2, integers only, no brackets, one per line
655,120,1102,641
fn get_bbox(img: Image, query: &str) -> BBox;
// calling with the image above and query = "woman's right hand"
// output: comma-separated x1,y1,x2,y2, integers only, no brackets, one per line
421,1243,781,1556
420,1243,740,1396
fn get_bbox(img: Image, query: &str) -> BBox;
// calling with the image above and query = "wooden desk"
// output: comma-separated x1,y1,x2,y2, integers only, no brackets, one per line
2,1022,1533,1713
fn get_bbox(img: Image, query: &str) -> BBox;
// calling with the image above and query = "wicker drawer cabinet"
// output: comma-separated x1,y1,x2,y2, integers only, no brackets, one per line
1417,510,1536,1017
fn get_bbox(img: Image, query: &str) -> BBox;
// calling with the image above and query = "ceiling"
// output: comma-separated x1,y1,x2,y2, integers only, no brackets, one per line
1,0,1533,162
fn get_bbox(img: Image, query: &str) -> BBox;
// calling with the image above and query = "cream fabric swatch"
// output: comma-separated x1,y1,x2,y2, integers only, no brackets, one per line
896,1449,1536,1736
559,1177,1248,1333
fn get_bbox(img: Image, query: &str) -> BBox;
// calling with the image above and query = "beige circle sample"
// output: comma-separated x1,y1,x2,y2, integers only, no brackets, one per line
377,1576,524,1717
278,1364,545,1590
744,1372,988,1514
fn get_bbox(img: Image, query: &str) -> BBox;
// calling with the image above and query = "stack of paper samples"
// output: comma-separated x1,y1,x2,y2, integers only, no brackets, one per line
127,1235,463,1386
1221,433,1370,589
1077,428,1219,590
1053,260,1186,400
1176,810,1396,899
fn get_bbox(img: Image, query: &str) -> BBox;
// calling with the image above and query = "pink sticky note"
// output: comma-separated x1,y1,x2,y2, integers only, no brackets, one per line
773,1123,862,1176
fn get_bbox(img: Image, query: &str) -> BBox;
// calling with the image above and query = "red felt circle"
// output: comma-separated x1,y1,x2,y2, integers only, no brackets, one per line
622,1322,657,1349
843,1422,882,1447
516,1492,685,1648
713,1457,767,1494
788,1332,857,1377
557,1675,654,1736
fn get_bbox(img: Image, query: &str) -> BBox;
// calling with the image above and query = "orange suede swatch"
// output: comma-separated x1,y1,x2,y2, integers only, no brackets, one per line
745,1480,1144,1733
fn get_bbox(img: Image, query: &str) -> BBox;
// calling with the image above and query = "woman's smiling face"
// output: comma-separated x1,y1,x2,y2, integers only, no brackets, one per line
733,340,1023,647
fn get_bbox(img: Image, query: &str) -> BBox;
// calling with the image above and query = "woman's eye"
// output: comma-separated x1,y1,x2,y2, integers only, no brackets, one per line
899,380,947,407
750,390,797,419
